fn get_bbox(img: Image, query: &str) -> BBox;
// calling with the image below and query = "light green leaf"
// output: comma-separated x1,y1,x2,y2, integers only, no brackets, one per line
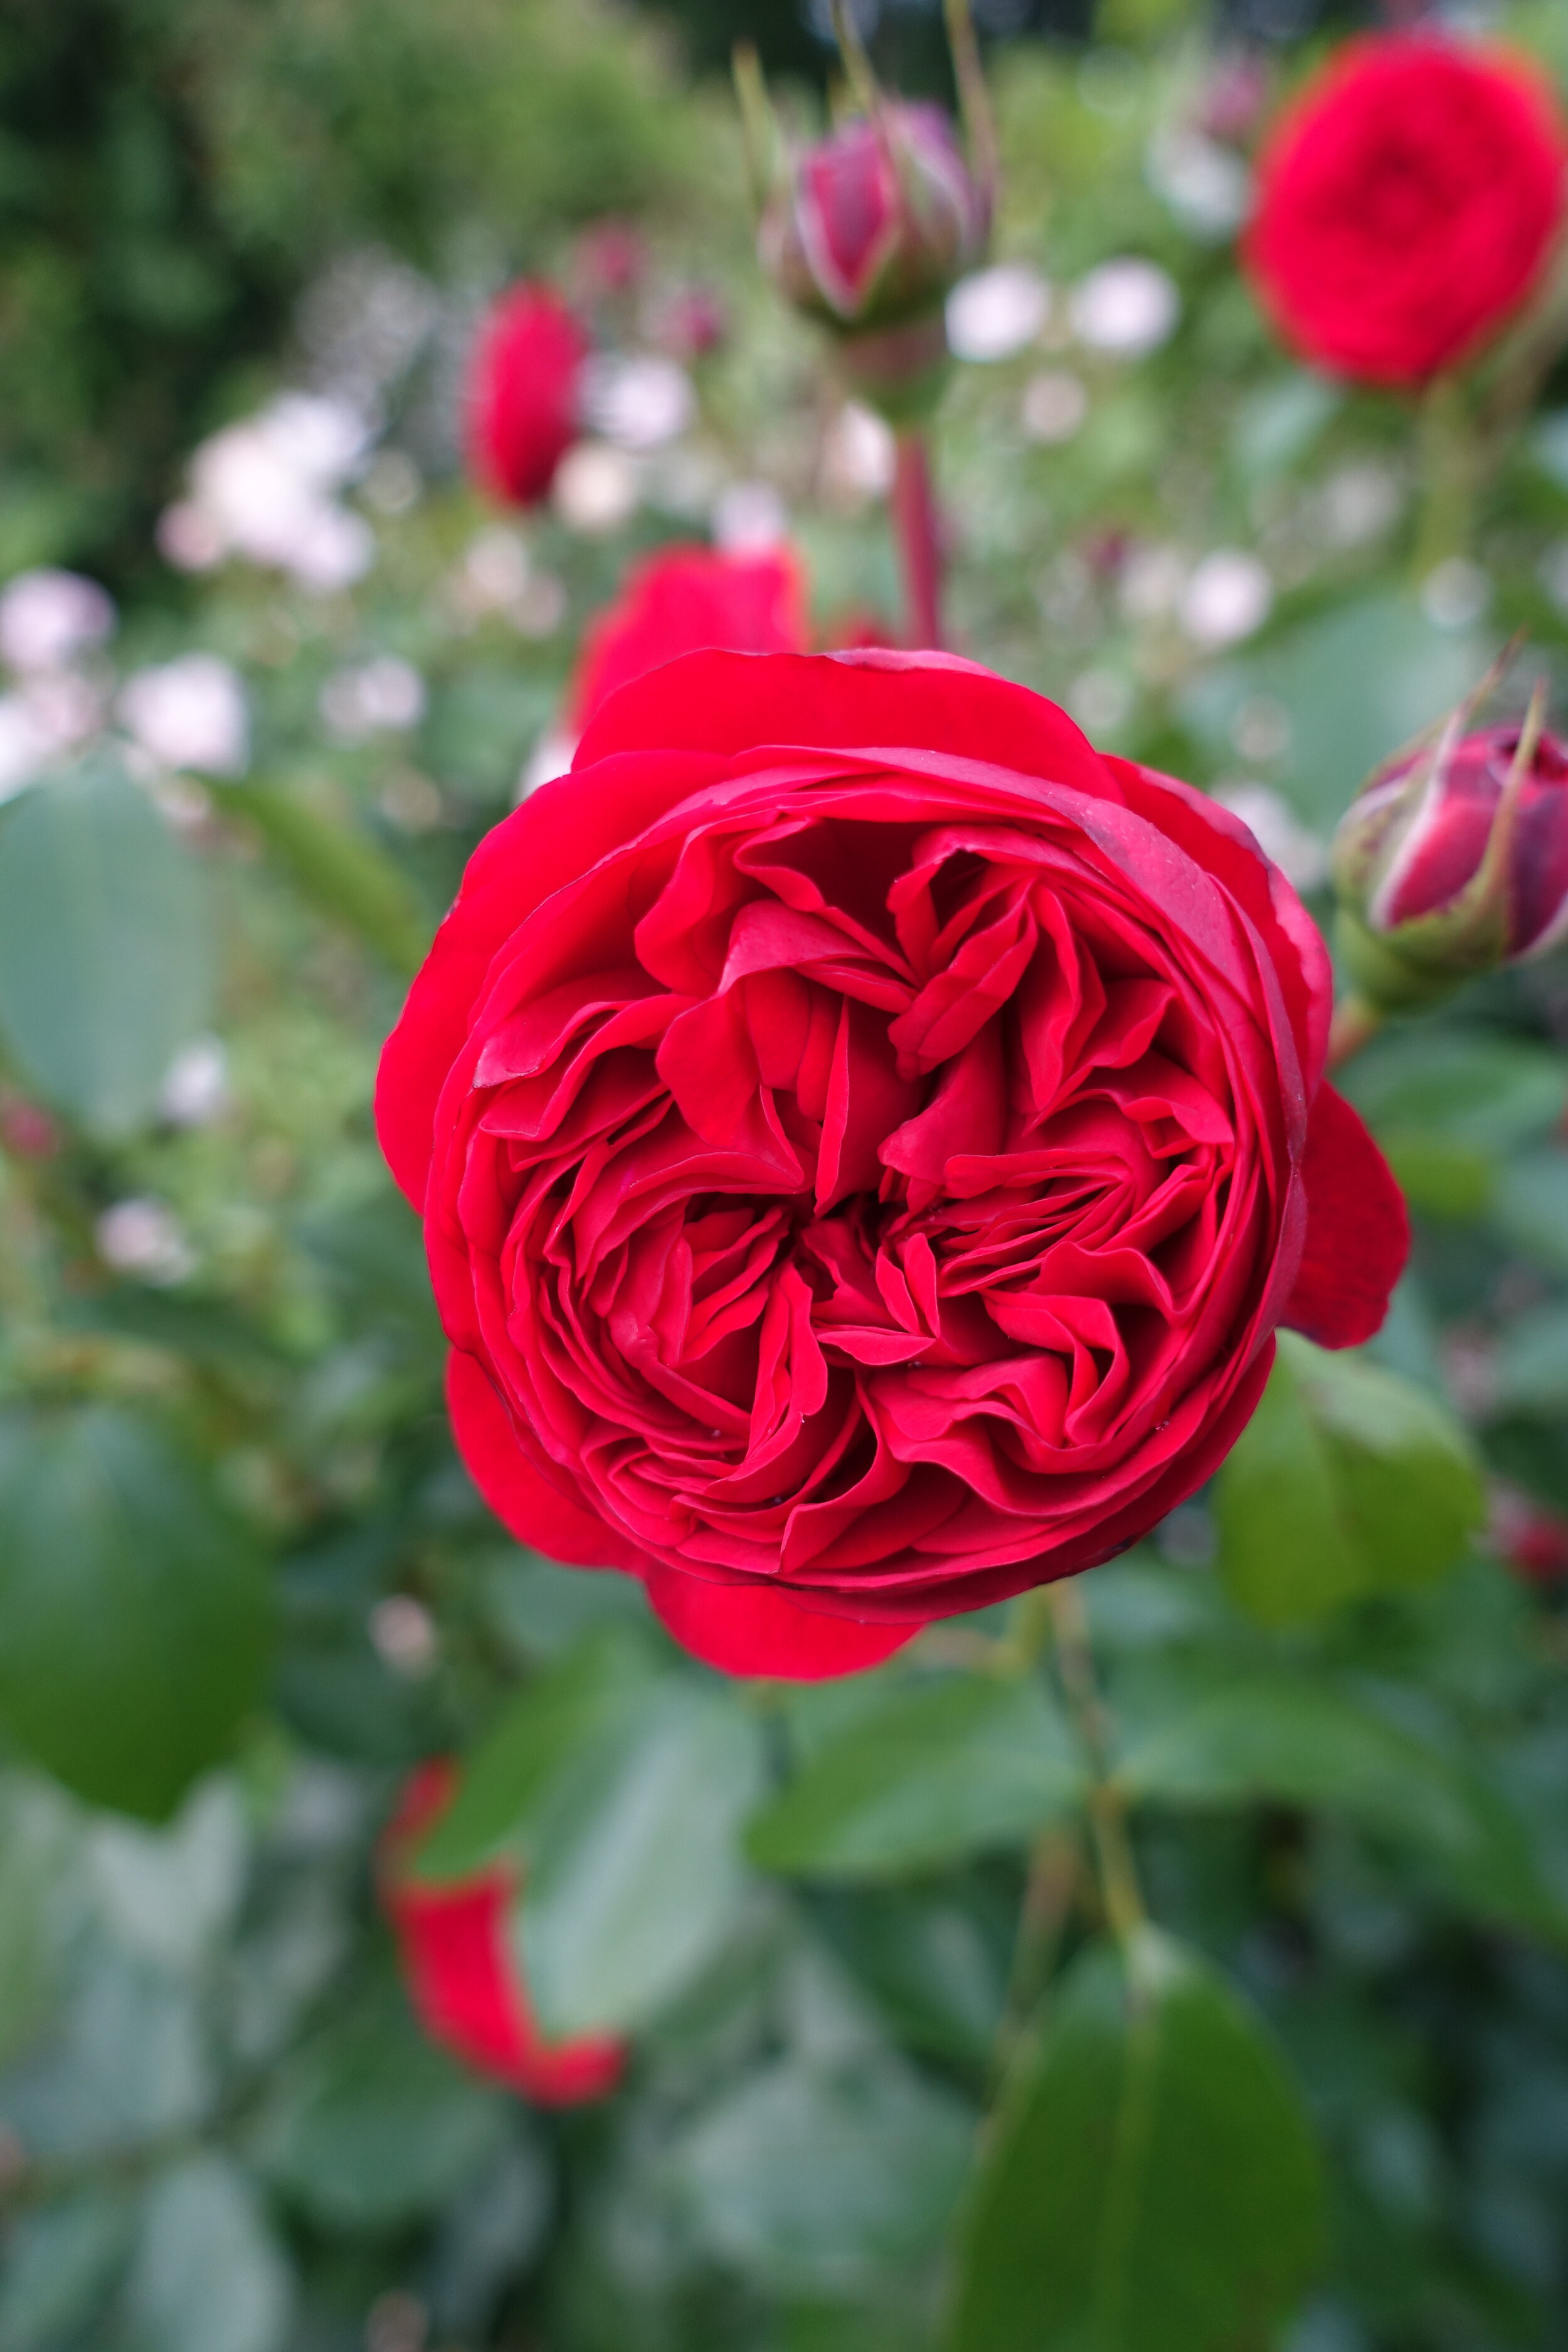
1491,1300,1568,1419
0,2193,134,2352
1491,1147,1568,1273
1338,1029,1568,1157
410,1629,655,1884
519,1681,763,2037
1215,1334,1484,1626
748,1674,1084,1880
0,756,213,1135
214,777,430,975
675,2056,975,2299
122,2158,293,2352
0,1406,273,1820
1115,1678,1560,1935
946,1929,1324,2352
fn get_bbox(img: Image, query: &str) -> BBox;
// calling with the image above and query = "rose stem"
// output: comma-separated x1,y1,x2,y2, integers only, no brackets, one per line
892,427,945,649
1411,374,1480,585
1044,1581,1145,1945
1327,990,1384,1071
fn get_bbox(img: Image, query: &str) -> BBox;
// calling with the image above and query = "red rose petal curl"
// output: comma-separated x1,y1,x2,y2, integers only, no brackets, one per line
1281,1083,1410,1350
642,1562,922,1678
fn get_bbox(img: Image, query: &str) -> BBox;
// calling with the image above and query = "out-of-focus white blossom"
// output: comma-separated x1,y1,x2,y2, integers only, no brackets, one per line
0,570,116,673
0,700,55,801
712,479,788,554
1215,783,1328,893
1068,667,1135,734
164,395,374,592
822,403,897,502
1179,549,1273,647
1020,369,1089,444
95,1199,196,1286
1146,129,1251,241
1421,558,1491,633
582,354,696,451
1316,462,1402,549
517,729,578,801
552,443,640,536
120,654,249,776
946,265,1049,363
319,657,426,744
1071,258,1181,358
361,451,422,516
458,527,531,613
1119,544,1189,623
158,1037,231,1128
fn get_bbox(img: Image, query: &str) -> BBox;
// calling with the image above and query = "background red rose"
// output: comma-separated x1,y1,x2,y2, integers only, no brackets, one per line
1244,36,1568,388
465,281,589,508
382,1762,626,2106
567,544,807,734
377,649,1407,1678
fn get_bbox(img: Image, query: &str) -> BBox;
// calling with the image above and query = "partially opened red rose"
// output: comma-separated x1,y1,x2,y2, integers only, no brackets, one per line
1244,36,1567,388
382,1762,625,2105
378,649,1407,1678
465,282,590,508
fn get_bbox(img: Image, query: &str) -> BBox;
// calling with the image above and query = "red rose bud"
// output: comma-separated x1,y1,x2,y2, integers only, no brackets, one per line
465,282,590,509
1490,1483,1568,1584
738,9,994,423
1330,688,1568,1012
381,1762,625,2105
1244,36,1568,389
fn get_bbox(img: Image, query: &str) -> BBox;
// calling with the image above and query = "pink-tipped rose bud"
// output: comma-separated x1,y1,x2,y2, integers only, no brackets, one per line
465,282,590,510
1330,706,1568,1012
760,103,989,417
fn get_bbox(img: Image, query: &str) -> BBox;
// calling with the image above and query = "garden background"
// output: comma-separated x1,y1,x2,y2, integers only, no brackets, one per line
4,1,1568,2349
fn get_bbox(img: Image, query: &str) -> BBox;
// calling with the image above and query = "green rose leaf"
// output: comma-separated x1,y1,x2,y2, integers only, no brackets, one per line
946,1928,1325,2352
1214,1333,1484,1625
0,1406,272,1820
747,1673,1084,1881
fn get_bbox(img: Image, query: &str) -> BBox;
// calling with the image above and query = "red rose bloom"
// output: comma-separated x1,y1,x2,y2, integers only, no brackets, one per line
1244,36,1567,388
377,650,1407,1679
568,545,807,736
465,282,589,508
382,1762,625,2105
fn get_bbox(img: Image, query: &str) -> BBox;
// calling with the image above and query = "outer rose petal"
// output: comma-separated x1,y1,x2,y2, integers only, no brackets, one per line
446,1349,645,1571
383,1764,625,2106
1281,1083,1409,1348
642,1564,923,1679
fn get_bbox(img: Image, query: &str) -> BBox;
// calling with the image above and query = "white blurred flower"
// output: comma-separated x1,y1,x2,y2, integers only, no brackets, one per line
1317,462,1402,550
158,1036,230,1128
1120,544,1188,623
552,443,640,535
95,1199,195,1286
822,402,897,502
1021,369,1089,445
517,729,578,801
946,264,1050,363
712,479,788,554
1146,129,1251,241
319,655,426,744
21,671,104,751
1421,558,1491,632
1215,784,1328,894
361,450,422,516
1071,258,1180,358
369,1595,438,1677
458,527,531,613
0,699,53,800
0,570,115,674
583,354,696,452
1179,550,1273,648
120,654,249,776
176,395,374,591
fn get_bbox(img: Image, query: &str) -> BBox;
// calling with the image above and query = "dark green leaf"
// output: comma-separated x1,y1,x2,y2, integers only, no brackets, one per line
675,2056,975,2298
748,1674,1084,1881
946,1929,1324,2352
0,756,213,1135
0,1406,272,1820
1491,1147,1568,1274
1491,1300,1568,1420
1337,1029,1568,1157
1215,1335,1484,1625
519,1681,764,2037
1115,1678,1561,1934
0,2193,134,2352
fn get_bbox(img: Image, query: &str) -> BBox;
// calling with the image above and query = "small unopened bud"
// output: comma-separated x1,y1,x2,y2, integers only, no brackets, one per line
1330,684,1568,1013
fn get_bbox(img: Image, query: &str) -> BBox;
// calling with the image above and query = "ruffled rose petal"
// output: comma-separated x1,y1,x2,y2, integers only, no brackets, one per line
446,1349,645,1571
1281,1082,1409,1348
642,1562,923,1678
